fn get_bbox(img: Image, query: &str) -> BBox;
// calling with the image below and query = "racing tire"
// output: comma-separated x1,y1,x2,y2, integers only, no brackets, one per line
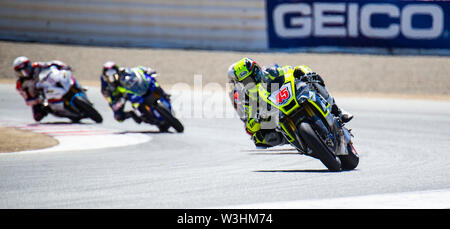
154,101,184,133
339,143,359,171
299,122,341,172
72,96,103,123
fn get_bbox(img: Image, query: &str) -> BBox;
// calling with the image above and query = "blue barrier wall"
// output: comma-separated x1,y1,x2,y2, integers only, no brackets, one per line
267,0,450,50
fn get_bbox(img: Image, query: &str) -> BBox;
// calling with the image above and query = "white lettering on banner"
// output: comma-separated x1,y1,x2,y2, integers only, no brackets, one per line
274,3,311,38
360,4,400,39
348,3,359,38
401,4,444,39
314,3,346,37
273,2,444,40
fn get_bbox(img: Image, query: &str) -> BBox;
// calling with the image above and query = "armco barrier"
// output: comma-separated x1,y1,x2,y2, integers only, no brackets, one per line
0,0,267,50
267,0,450,50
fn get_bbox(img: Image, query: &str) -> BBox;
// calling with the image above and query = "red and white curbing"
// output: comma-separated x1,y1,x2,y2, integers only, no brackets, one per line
1,121,151,153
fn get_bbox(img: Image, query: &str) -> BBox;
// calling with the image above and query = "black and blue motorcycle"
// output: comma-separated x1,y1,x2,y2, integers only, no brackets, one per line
114,67,184,133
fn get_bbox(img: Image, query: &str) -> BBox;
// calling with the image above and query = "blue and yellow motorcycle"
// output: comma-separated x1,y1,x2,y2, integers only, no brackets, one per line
257,72,359,171
117,68,184,133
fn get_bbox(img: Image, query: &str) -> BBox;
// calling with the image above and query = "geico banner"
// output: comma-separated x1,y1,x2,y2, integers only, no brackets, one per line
267,0,450,49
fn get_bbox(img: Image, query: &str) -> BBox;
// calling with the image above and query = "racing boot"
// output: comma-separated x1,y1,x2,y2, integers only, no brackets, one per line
125,111,142,124
340,108,354,123
253,130,287,148
332,104,353,123
252,131,272,149
32,104,50,122
264,131,287,147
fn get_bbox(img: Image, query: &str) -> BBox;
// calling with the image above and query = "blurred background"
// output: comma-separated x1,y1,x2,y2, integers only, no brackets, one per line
0,0,449,97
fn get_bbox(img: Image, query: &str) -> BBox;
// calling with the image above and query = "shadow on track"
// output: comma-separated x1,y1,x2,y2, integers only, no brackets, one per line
254,169,331,173
36,121,94,125
242,148,297,152
117,130,175,135
243,148,299,155
254,169,358,173
249,152,300,155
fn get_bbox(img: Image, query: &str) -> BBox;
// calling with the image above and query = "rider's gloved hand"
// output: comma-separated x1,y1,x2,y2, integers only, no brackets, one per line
310,73,325,86
293,67,305,79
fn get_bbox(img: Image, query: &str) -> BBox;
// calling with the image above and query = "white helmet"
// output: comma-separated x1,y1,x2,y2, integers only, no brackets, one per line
13,56,33,79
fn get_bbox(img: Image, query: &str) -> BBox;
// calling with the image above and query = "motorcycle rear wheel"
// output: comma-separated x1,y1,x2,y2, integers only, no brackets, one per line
339,143,359,170
154,101,184,133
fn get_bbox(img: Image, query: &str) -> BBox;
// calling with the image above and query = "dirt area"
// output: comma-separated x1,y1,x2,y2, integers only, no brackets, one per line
0,126,58,153
1,40,449,97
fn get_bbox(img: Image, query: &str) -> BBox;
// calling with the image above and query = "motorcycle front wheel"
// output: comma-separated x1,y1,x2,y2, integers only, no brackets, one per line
72,96,103,123
299,122,341,172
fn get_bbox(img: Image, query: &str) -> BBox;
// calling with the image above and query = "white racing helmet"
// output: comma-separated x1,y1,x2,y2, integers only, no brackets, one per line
13,56,33,79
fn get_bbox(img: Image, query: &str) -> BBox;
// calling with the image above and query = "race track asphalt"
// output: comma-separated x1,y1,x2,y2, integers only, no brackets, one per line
0,84,449,208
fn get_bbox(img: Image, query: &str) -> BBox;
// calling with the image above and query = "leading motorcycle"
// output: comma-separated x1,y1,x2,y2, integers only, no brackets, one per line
257,72,359,171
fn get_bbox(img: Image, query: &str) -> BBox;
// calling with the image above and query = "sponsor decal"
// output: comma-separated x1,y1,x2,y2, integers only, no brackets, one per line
267,0,450,49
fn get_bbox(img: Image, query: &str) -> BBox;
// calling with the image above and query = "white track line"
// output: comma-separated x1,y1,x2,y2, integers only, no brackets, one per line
219,189,450,209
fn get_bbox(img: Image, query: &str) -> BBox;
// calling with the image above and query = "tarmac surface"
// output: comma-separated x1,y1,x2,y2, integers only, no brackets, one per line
0,84,449,208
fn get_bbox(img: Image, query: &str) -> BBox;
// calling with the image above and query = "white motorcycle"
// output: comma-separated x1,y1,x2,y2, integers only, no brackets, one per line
36,67,102,123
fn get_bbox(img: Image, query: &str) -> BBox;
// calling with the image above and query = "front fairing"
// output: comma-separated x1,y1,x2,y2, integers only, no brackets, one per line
38,67,72,101
120,69,150,97
258,72,299,116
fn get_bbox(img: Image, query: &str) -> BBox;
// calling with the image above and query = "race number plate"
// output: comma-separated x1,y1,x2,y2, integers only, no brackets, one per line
268,83,293,106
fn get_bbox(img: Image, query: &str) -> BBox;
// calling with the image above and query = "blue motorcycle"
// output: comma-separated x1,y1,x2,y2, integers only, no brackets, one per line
117,68,184,133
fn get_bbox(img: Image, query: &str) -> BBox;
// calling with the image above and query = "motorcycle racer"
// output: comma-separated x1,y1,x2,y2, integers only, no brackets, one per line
100,61,170,124
227,57,283,148
228,57,353,148
13,56,71,121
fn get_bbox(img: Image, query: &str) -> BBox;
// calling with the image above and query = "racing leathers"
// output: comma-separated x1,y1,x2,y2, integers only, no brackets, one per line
16,61,71,121
229,64,287,148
